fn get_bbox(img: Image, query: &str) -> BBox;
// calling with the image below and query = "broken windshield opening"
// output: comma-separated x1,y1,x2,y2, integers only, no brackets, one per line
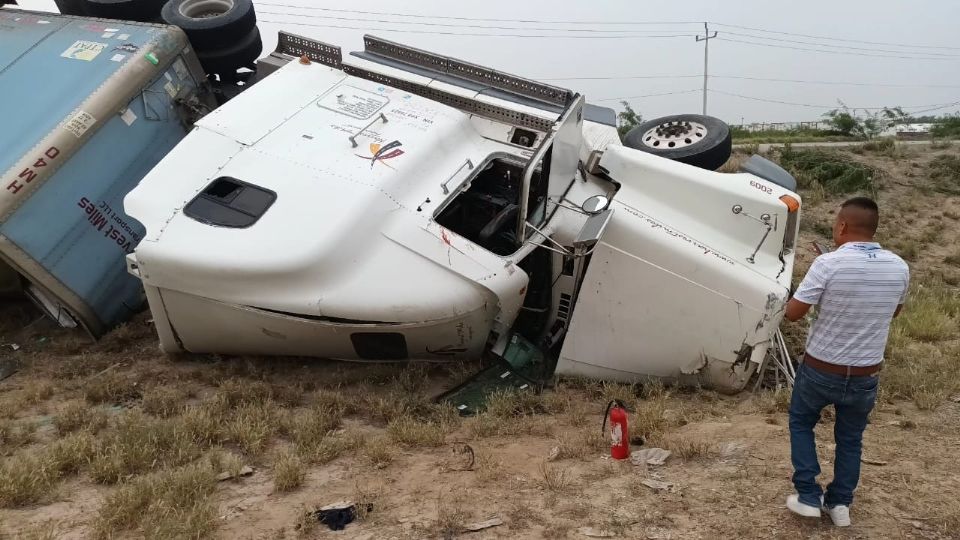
435,156,545,256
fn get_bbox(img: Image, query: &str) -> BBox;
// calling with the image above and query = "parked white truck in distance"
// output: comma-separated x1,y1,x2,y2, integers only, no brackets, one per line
124,33,801,393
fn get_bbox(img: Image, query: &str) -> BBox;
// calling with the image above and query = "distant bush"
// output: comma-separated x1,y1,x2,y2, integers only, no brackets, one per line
731,126,854,144
929,155,960,194
774,146,878,196
931,116,960,138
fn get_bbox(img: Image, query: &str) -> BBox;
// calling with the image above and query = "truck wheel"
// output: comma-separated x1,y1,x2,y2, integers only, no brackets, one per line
54,0,88,15
161,0,256,51
623,114,732,171
83,0,166,21
197,26,262,80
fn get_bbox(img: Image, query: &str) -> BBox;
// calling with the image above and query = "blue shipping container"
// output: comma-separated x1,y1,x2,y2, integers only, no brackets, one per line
0,9,209,336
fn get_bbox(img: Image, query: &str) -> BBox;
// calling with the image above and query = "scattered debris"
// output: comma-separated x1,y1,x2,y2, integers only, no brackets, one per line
216,466,254,482
911,521,925,530
307,501,373,531
630,448,671,467
579,527,616,537
547,446,561,462
0,358,18,381
443,443,475,471
718,441,747,461
640,479,677,493
861,457,888,466
92,363,122,378
463,516,504,532
6,343,20,351
950,395,960,403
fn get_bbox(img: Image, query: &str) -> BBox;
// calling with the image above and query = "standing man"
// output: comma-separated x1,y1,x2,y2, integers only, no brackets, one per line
783,197,909,527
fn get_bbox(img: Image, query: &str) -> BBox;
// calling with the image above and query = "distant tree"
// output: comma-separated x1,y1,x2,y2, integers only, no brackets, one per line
823,106,861,137
932,115,960,138
617,101,642,139
824,103,907,139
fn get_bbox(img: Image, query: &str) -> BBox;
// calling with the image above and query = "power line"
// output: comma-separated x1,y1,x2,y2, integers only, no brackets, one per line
722,31,960,58
255,4,960,53
708,89,960,111
593,89,702,103
257,10,703,34
715,37,955,61
256,2,701,26
257,19,697,39
536,73,960,89
711,22,960,51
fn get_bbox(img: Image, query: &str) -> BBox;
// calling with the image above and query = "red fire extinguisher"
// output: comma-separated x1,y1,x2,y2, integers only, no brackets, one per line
602,399,630,460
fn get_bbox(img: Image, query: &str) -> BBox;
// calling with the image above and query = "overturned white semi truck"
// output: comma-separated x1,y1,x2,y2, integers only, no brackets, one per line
123,34,801,393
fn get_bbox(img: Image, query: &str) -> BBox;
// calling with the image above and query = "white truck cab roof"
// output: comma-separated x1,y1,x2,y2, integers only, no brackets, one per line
125,33,801,393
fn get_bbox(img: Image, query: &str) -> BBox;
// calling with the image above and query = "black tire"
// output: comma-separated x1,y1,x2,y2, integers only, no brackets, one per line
54,0,88,15
82,0,166,21
197,26,262,80
623,114,732,171
161,0,256,51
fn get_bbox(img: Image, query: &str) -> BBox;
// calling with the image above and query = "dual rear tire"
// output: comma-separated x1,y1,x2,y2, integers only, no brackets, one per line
161,0,261,81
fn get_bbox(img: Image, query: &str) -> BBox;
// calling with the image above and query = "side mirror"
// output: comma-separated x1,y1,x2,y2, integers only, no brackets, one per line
581,195,609,215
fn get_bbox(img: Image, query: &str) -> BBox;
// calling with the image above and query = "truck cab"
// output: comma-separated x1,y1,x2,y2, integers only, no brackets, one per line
125,33,801,392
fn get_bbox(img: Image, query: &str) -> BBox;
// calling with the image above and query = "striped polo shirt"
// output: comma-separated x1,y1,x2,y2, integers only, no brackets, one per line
793,242,909,367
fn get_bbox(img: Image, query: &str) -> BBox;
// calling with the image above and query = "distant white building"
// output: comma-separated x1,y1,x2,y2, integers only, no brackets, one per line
880,123,934,138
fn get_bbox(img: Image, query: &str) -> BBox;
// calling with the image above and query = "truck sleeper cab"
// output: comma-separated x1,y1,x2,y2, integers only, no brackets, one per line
125,33,801,392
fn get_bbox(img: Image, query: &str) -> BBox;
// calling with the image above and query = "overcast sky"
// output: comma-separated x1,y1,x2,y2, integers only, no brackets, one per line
14,0,960,124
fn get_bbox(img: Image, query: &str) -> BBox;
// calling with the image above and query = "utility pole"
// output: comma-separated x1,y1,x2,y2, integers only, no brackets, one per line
695,22,718,115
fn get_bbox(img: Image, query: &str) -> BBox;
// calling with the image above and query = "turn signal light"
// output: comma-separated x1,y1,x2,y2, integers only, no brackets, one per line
779,195,800,213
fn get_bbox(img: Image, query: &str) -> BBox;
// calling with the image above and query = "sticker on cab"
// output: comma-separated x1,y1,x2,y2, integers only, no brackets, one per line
318,86,389,120
61,40,107,61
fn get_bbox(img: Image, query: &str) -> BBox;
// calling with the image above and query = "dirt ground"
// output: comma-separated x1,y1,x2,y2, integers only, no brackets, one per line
1,143,959,539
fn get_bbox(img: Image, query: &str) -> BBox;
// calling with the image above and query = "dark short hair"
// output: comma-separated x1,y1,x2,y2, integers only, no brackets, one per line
841,196,880,234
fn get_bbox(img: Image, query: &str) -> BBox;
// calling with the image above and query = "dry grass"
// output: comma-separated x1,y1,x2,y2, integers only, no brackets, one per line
16,520,60,540
434,489,470,539
0,453,59,507
54,400,107,434
892,284,959,342
88,411,200,484
0,431,98,507
272,447,306,492
20,379,55,406
363,436,396,469
387,416,447,447
224,401,280,455
538,462,571,492
285,403,343,454
84,370,140,405
141,385,187,417
207,449,244,481
631,397,669,440
553,429,606,460
92,463,217,540
665,437,718,461
0,418,35,454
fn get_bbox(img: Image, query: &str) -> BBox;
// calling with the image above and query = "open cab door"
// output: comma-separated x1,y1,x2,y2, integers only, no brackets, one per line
556,145,801,392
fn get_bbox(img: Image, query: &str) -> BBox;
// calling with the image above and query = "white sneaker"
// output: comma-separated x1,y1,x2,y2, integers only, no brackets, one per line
824,504,851,527
786,494,822,518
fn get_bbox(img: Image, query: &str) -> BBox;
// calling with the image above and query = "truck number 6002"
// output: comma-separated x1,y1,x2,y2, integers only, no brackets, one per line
749,179,773,195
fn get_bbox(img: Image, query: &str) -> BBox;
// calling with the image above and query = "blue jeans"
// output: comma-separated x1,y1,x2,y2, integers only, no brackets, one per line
789,362,878,508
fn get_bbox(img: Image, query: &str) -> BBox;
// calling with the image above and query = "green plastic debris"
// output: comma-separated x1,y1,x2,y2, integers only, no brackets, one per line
145,52,159,65
437,333,550,416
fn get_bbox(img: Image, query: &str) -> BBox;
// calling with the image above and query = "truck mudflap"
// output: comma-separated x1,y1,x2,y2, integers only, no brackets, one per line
555,146,797,392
